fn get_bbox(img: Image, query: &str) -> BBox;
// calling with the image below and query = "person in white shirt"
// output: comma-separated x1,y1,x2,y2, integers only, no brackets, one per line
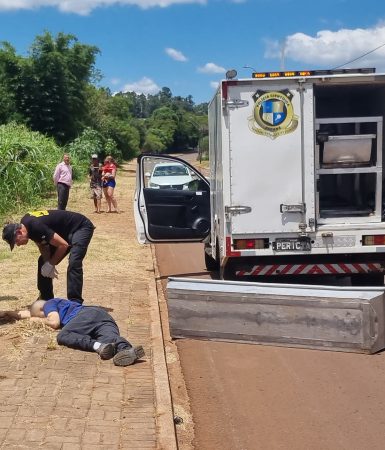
53,154,73,210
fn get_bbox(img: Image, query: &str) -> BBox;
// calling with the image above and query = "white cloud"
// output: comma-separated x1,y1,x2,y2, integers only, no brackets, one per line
0,0,207,15
210,81,219,89
121,77,160,95
265,23,385,71
165,47,188,62
198,62,226,74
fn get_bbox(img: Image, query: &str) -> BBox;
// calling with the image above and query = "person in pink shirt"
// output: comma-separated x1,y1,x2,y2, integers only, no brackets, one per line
53,154,73,210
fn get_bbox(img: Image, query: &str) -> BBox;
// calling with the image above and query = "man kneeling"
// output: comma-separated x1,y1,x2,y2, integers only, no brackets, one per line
29,299,145,366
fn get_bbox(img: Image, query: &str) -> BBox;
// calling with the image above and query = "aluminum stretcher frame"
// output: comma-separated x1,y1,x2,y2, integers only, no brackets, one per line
167,278,385,354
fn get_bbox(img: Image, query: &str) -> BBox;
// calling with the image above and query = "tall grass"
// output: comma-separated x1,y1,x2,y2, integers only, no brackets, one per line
0,123,122,223
0,122,62,217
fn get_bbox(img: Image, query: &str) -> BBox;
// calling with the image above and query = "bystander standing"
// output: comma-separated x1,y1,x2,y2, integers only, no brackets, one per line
53,154,73,210
89,154,103,213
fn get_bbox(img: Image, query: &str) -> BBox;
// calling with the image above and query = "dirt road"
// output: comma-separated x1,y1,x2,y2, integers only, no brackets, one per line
155,241,385,450
154,153,385,450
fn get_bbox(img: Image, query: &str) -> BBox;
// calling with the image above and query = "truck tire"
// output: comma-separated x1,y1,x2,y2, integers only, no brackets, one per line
222,258,236,280
204,251,219,272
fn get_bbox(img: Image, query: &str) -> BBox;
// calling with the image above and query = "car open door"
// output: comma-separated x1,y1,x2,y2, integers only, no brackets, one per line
134,154,211,243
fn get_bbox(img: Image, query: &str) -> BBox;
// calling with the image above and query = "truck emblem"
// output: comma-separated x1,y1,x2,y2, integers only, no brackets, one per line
249,89,298,139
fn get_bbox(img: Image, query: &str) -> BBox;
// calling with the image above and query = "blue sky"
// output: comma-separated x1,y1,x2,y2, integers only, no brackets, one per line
0,0,385,104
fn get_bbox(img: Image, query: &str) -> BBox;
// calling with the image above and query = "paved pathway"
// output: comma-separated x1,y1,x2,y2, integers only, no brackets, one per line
0,161,176,449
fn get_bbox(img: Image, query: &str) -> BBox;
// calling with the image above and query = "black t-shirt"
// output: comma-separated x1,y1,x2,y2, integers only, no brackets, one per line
21,210,90,244
89,164,102,187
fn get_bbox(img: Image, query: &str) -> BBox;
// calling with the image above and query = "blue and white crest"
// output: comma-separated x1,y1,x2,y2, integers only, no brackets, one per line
261,100,286,126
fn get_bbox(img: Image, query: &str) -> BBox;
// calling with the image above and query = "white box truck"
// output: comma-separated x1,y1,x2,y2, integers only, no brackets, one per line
135,68,385,286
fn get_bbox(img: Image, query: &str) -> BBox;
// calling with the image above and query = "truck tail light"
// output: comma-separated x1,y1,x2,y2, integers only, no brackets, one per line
363,235,385,245
233,239,268,250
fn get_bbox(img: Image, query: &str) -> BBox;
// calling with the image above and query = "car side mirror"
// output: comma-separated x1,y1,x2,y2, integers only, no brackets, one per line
145,172,151,178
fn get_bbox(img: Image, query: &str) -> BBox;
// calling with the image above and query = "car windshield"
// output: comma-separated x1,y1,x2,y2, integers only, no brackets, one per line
153,165,189,177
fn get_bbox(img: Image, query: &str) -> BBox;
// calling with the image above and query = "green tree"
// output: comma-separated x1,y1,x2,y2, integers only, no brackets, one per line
85,87,140,159
194,102,209,115
0,42,22,124
142,131,166,153
13,32,99,144
104,117,140,159
144,107,178,152
107,93,135,120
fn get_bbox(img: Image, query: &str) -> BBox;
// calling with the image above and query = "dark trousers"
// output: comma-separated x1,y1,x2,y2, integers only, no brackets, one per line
57,183,70,210
57,307,132,353
37,221,95,303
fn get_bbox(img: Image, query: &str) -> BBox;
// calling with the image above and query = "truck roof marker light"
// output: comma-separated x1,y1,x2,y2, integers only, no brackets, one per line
251,68,376,79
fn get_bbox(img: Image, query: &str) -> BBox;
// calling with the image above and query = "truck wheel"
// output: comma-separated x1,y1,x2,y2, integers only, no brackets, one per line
204,251,219,272
222,259,236,280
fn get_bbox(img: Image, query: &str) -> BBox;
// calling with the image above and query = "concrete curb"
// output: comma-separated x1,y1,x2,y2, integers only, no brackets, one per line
150,244,195,450
149,244,178,450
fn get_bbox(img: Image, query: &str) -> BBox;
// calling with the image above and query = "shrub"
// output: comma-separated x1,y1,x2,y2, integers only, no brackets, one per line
65,128,122,172
0,122,62,215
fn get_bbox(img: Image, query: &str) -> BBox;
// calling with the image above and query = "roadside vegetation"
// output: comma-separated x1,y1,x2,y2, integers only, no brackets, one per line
0,31,209,219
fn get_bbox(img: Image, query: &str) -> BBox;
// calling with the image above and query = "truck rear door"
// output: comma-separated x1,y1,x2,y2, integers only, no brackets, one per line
226,80,315,235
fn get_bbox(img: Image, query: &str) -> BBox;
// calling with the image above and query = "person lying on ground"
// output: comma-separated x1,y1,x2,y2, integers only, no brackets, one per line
0,298,145,367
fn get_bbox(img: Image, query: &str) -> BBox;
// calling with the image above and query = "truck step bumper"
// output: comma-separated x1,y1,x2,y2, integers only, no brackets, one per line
167,277,385,354
237,262,385,276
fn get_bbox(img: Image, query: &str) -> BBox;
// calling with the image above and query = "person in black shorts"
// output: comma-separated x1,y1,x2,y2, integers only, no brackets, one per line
89,154,103,213
2,210,95,303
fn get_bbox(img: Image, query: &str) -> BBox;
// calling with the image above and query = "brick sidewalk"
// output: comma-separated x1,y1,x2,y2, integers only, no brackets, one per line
0,161,176,449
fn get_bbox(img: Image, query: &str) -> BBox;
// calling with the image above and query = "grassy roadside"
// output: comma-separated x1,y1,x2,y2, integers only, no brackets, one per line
0,160,151,359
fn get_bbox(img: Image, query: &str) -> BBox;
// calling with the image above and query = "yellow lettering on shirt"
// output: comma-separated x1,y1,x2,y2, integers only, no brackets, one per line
29,210,49,217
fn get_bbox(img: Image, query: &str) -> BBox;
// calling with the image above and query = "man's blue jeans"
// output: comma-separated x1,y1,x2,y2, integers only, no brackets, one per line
57,307,132,353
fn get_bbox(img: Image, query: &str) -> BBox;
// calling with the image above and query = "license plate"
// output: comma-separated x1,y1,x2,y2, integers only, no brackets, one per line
273,238,311,252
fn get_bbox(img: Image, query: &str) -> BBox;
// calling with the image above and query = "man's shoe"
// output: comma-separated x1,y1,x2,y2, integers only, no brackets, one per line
113,345,145,366
96,343,116,360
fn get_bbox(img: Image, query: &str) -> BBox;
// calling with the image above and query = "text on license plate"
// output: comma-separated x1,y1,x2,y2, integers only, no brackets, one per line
273,238,311,252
